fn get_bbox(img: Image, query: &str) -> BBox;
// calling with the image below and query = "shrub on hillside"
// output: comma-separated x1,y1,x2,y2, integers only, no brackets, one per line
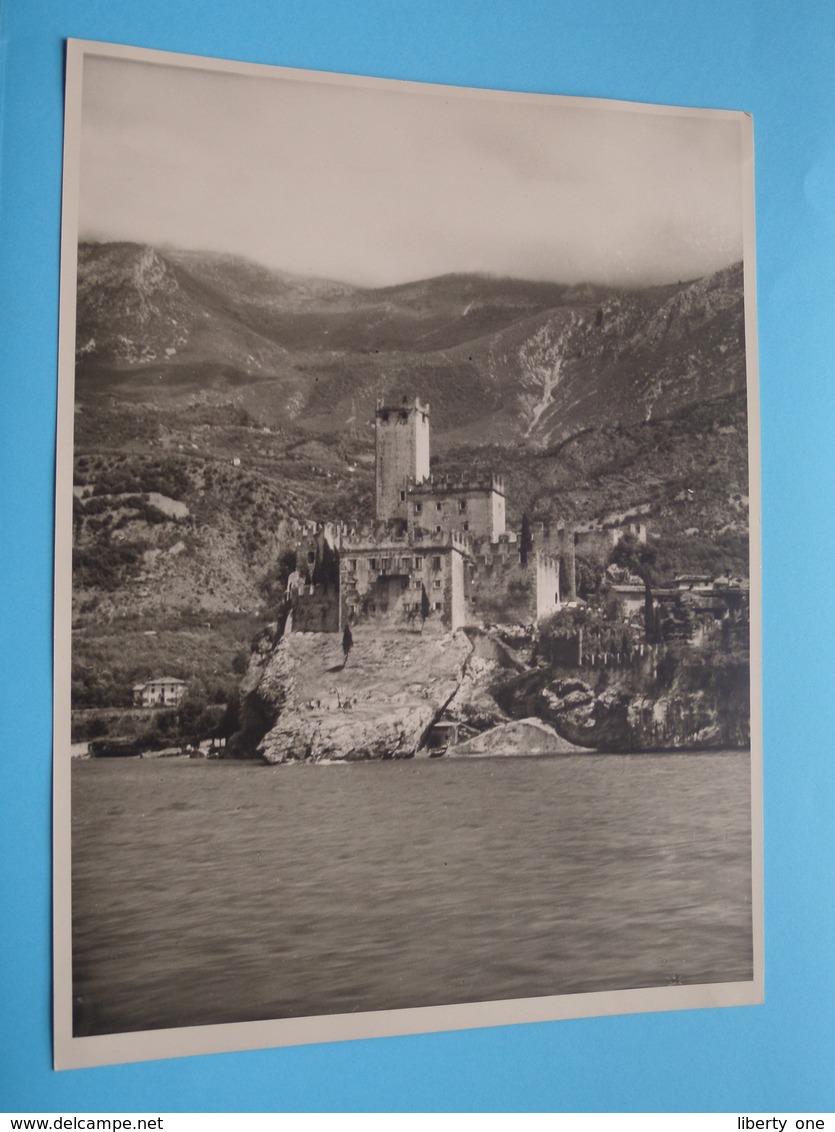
90,457,192,501
539,604,636,657
73,540,145,592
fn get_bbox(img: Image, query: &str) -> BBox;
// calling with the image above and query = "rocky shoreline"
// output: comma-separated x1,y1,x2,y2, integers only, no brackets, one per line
229,621,749,764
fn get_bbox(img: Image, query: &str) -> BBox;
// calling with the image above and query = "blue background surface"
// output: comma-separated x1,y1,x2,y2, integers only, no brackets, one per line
1,0,833,1112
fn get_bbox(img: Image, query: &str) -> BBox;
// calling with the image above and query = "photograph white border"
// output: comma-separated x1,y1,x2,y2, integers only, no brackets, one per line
53,37,763,1071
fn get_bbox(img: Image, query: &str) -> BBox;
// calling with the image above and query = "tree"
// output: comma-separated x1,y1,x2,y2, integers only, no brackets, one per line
215,697,241,741
312,537,340,591
520,513,533,567
341,623,353,666
259,548,298,608
610,532,659,642
574,553,604,601
176,687,211,748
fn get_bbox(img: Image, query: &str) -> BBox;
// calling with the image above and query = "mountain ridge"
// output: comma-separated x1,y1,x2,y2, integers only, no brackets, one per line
75,240,745,449
69,238,751,709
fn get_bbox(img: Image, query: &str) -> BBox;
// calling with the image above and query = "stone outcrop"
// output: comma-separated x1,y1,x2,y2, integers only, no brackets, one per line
492,651,750,752
443,630,518,731
448,717,586,757
244,625,472,764
233,619,749,762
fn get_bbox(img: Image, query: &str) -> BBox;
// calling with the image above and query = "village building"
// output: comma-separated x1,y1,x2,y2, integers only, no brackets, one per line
132,676,187,708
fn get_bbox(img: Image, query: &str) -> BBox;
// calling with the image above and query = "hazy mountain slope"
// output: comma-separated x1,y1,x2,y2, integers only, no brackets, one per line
77,242,579,367
282,264,744,448
76,242,294,375
76,242,745,450
433,263,745,447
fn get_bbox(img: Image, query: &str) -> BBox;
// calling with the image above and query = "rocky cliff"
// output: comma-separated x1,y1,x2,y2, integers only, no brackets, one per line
236,624,473,763
232,621,749,762
491,646,750,752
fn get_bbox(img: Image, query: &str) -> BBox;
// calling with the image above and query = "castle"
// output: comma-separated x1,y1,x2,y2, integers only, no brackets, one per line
282,398,749,651
288,396,573,633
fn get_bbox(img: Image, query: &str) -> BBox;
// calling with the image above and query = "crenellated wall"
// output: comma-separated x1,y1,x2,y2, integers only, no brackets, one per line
339,532,472,630
407,472,506,540
467,538,559,626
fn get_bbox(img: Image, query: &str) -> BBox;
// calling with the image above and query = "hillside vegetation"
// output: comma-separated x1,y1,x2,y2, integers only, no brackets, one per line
71,241,752,711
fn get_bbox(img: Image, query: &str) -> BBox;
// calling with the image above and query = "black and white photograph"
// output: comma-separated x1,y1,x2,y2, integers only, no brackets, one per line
54,40,761,1068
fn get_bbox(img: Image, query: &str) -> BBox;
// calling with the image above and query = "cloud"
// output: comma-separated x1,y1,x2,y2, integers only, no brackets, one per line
78,54,745,287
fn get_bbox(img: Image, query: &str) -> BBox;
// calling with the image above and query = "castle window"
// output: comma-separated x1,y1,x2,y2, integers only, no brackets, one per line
381,558,391,573
458,499,467,512
399,490,406,502
348,559,357,571
433,579,442,589
433,601,442,612
463,522,469,531
307,551,316,564
431,556,442,570
399,411,408,422
413,580,422,589
413,502,422,515
434,524,442,534
435,501,443,512
413,556,423,569
369,558,378,570
401,557,411,570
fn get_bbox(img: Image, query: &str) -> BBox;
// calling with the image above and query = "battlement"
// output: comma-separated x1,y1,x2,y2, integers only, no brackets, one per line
530,520,570,538
407,471,506,497
295,519,351,546
375,396,430,420
340,527,472,555
446,530,472,553
341,526,412,552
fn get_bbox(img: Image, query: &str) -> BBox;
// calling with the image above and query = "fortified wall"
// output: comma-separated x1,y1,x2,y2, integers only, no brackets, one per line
572,518,646,562
407,471,506,542
283,395,573,635
339,528,472,631
468,533,560,624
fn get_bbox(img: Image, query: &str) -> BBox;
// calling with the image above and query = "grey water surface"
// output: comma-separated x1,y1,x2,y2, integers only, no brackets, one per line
71,751,753,1035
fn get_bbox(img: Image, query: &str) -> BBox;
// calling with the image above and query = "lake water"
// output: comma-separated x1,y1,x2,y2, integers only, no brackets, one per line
71,751,753,1036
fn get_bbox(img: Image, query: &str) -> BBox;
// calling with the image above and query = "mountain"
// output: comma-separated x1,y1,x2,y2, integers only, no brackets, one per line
75,241,746,448
70,241,751,711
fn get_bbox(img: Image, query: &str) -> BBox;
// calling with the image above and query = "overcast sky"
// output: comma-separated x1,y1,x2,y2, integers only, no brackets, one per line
78,53,746,288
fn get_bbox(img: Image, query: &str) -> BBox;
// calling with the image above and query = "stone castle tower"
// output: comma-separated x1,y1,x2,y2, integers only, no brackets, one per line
374,397,430,522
